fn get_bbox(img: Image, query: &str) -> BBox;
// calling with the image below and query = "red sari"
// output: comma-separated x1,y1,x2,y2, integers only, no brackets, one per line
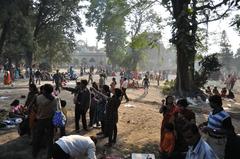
4,71,12,85
160,105,178,143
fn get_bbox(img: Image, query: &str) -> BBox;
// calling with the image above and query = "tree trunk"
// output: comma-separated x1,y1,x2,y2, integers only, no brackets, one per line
172,0,197,96
0,19,10,55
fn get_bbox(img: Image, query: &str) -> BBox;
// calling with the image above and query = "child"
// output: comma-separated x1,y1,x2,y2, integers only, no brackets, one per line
205,86,212,96
221,87,227,97
212,86,220,95
160,123,175,159
9,99,25,118
60,100,67,137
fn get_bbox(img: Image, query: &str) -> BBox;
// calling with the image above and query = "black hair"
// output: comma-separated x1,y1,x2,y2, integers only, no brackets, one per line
43,84,54,101
165,95,174,105
81,79,88,87
60,100,67,107
90,136,97,145
44,84,54,94
209,95,222,107
10,99,20,106
177,98,189,108
102,85,110,97
114,88,122,98
29,83,38,94
182,123,199,135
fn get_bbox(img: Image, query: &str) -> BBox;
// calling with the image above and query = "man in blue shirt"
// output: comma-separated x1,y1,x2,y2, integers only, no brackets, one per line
183,123,218,159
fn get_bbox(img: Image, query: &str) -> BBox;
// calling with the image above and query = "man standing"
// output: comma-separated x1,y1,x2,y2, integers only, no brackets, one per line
199,95,234,159
75,80,90,131
121,78,129,102
142,75,150,94
105,88,122,147
53,70,62,93
34,69,41,85
88,72,93,84
52,135,97,159
32,84,57,158
183,123,218,159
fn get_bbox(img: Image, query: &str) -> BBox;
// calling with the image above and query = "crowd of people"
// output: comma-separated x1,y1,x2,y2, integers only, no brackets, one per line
6,68,130,158
159,95,240,159
1,67,239,159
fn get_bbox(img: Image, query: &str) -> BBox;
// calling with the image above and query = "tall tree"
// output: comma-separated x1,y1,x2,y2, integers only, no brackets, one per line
125,2,162,71
162,0,239,96
219,30,234,72
86,0,129,68
29,0,84,66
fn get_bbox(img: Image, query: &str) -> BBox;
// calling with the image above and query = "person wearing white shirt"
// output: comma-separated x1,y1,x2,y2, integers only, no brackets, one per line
52,135,97,159
121,78,129,102
183,123,218,159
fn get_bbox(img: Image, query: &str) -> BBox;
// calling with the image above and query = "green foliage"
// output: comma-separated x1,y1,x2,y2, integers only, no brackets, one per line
0,0,83,66
161,80,175,95
219,30,234,72
86,0,128,67
194,54,222,88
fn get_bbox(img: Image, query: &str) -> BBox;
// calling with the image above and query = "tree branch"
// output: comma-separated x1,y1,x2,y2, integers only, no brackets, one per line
196,0,234,11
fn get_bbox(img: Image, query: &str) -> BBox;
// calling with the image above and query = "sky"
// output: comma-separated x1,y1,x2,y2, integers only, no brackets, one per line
75,4,240,54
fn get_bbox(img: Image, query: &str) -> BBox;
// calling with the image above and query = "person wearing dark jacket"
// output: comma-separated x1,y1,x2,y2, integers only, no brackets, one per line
105,88,122,147
75,80,90,131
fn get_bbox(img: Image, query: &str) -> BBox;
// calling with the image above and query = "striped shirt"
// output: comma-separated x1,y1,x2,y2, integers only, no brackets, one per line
207,110,230,131
186,138,219,159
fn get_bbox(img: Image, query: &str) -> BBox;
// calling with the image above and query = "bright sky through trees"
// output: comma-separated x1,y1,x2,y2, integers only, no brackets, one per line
76,4,240,54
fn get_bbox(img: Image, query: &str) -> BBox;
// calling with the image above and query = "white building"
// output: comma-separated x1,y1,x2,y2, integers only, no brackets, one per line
140,41,177,71
72,40,107,66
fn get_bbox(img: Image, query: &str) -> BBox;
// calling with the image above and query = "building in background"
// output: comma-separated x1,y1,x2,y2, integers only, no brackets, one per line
72,40,107,67
140,40,177,72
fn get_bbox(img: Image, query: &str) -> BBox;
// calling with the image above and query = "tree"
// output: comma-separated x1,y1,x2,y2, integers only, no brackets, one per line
162,0,239,96
0,0,33,64
124,3,162,70
0,0,84,85
219,30,234,72
29,0,83,67
86,0,129,68
234,48,240,73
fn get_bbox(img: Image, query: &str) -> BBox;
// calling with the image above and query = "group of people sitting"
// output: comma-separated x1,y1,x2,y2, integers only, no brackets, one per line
205,86,235,99
159,95,240,159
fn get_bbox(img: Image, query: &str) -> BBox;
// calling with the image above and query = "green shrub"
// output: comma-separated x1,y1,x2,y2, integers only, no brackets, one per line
161,80,175,95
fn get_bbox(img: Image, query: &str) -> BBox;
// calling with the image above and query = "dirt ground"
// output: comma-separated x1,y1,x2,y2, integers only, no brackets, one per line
0,76,239,159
